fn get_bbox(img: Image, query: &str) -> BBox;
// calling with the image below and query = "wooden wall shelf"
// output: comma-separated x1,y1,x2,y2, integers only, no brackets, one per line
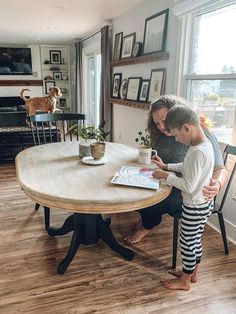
0,80,43,86
110,98,150,110
110,52,169,67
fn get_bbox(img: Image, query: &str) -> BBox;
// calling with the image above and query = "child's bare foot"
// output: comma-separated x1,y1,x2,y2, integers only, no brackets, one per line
124,225,150,244
161,277,191,291
131,218,142,231
168,269,197,283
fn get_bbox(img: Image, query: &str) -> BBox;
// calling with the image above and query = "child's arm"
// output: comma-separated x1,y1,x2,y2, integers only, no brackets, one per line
167,162,184,173
166,150,207,193
152,162,183,180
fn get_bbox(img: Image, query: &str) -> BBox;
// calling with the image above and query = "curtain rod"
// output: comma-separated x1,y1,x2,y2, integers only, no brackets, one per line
79,30,101,44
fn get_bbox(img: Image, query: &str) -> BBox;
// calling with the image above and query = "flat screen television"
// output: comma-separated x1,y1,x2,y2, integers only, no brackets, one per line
0,47,32,75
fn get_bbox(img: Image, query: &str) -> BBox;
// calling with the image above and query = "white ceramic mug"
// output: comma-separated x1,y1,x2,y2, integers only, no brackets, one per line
138,147,157,165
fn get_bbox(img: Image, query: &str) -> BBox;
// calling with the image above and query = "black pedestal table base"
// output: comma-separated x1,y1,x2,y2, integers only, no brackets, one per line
47,213,135,274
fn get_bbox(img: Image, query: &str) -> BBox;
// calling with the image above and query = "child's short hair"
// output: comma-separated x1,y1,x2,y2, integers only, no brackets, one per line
165,105,200,132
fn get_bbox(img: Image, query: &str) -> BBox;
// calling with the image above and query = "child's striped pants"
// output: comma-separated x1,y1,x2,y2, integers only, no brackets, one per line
180,201,214,274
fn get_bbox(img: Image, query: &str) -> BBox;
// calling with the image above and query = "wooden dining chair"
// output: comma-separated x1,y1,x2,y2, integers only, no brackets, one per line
29,112,86,229
171,144,236,269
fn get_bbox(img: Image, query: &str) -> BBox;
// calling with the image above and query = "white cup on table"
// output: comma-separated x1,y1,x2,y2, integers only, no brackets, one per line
138,147,157,165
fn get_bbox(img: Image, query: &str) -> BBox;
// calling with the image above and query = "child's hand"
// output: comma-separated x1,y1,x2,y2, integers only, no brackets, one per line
152,169,169,179
151,155,167,170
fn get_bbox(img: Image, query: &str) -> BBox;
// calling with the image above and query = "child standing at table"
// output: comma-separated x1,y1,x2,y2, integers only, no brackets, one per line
152,105,214,291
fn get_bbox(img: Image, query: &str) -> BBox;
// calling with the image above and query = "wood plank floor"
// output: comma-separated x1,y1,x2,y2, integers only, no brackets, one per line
0,163,236,314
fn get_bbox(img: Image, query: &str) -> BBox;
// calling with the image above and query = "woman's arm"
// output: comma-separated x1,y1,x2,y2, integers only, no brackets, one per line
202,166,227,199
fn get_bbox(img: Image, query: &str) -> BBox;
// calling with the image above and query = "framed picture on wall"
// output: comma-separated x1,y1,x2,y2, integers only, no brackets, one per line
113,32,123,61
143,9,169,55
120,79,128,99
139,79,150,102
50,50,61,64
121,33,136,59
126,77,142,101
112,73,122,98
59,98,67,107
45,80,55,94
53,71,62,80
148,68,166,102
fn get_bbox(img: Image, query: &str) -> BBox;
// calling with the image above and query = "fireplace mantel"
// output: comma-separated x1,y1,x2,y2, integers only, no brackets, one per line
0,80,43,86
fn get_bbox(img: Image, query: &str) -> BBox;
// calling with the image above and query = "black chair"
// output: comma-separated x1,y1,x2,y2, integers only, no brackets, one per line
29,113,86,229
171,144,236,269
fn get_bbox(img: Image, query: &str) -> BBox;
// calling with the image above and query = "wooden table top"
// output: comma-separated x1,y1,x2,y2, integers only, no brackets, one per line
16,142,171,214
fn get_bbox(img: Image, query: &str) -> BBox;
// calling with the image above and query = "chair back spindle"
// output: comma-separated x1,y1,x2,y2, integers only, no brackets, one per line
29,113,86,145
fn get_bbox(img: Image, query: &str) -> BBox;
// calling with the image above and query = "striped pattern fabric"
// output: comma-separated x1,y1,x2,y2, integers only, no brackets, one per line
180,201,214,274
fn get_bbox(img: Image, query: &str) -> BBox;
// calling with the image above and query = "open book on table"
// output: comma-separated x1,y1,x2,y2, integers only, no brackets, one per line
111,166,159,190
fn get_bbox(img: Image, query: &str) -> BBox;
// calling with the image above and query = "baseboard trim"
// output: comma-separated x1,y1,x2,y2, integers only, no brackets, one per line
208,215,236,245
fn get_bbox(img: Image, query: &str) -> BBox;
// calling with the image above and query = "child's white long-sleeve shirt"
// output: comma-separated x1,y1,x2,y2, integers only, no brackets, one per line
166,141,214,206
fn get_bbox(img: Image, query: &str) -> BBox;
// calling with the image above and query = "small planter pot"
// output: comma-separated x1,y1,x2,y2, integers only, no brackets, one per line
90,142,106,160
79,139,95,158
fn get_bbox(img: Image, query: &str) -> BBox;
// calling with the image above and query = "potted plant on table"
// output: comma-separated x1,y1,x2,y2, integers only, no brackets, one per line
69,125,96,158
90,126,106,160
135,130,151,148
135,130,157,164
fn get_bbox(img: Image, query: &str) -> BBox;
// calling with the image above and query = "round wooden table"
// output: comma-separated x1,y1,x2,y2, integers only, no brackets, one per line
16,142,171,274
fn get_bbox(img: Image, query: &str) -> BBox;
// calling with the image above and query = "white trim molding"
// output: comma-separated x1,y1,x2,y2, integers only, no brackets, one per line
173,0,236,17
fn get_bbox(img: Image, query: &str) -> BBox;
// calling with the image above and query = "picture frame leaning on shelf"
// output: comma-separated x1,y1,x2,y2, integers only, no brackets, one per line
126,77,142,101
113,32,123,61
59,98,67,108
53,71,62,80
143,8,169,55
148,68,166,103
50,50,62,64
121,33,136,59
45,80,56,94
139,79,150,102
112,73,122,98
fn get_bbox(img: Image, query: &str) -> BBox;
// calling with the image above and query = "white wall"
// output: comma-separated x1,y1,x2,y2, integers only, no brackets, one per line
112,0,178,147
112,0,236,244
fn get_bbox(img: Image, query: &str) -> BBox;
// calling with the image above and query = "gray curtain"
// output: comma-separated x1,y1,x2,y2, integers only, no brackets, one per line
75,42,83,113
100,25,112,141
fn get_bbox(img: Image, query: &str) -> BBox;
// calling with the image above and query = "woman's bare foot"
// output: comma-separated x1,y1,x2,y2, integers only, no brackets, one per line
161,277,191,291
124,225,150,244
168,267,198,283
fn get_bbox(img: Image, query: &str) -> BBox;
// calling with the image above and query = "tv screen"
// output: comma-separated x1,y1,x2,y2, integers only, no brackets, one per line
0,47,32,75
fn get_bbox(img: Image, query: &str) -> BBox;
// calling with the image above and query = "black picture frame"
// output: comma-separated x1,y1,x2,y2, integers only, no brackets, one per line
143,8,169,55
112,73,122,98
50,50,61,64
113,32,123,61
59,98,67,108
148,68,166,103
121,33,136,59
120,79,128,99
126,77,142,101
45,80,55,94
139,79,150,102
53,71,62,80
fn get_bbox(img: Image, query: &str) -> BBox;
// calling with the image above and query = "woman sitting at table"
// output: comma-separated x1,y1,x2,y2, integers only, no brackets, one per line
124,95,227,244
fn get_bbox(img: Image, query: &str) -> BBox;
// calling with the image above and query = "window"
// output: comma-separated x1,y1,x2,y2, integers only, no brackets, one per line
82,39,101,126
183,3,236,144
86,54,101,126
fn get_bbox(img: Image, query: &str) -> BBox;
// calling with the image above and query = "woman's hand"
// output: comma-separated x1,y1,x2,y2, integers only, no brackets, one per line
153,169,169,179
151,155,167,170
202,178,221,200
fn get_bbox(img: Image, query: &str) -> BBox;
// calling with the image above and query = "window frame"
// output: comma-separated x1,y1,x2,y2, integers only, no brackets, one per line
177,1,236,144
82,40,101,126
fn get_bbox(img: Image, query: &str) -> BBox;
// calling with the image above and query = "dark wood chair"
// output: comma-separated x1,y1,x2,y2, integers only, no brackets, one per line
171,144,236,269
29,113,86,229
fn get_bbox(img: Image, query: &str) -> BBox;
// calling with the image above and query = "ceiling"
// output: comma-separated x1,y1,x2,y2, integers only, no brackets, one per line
0,0,145,45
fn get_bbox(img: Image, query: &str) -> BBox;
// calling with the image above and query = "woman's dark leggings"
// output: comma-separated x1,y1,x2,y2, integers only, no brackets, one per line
139,187,182,230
